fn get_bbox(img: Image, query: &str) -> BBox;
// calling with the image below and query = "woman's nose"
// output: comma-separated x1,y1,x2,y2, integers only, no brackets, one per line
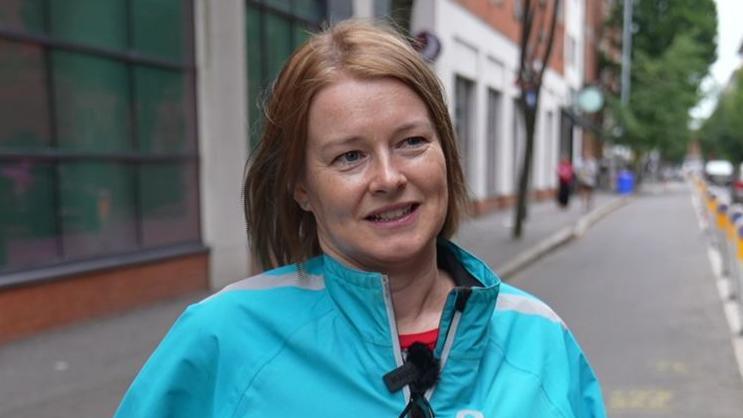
369,156,407,194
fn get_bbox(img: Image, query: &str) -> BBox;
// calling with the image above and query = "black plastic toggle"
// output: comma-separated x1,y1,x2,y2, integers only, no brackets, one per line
383,342,440,394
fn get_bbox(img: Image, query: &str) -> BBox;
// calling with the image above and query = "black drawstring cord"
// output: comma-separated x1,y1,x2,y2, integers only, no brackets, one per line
384,342,440,418
398,391,435,418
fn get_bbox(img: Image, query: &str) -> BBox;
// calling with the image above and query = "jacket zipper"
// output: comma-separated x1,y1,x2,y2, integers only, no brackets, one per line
425,287,471,401
382,273,472,407
381,275,411,403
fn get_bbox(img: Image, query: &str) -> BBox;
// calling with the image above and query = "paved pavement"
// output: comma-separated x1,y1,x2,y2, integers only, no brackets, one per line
512,184,743,417
0,187,654,418
456,191,628,277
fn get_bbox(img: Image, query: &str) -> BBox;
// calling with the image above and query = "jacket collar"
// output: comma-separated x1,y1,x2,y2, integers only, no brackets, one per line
319,240,501,355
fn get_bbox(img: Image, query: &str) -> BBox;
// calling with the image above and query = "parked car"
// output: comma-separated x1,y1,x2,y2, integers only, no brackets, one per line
731,163,743,203
705,160,733,186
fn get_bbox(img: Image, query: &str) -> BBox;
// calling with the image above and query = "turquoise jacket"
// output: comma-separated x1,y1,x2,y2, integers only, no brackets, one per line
115,241,606,417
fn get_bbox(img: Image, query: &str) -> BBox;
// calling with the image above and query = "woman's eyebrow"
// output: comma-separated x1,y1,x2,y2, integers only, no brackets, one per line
392,120,434,135
319,135,364,153
318,120,433,153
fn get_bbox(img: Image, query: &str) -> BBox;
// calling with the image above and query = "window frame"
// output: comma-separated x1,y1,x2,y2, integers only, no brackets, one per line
245,0,327,146
0,0,204,284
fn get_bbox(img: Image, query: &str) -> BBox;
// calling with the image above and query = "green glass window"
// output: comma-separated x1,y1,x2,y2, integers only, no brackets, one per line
0,162,58,270
52,51,132,152
0,1,199,279
265,13,294,78
131,0,186,62
294,0,324,21
245,0,327,147
49,0,128,51
0,40,51,149
293,25,311,46
0,0,45,34
139,163,199,248
264,0,292,14
135,66,192,153
59,162,138,258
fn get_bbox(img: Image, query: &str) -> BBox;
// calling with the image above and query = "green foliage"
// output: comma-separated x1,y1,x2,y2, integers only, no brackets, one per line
700,70,743,162
607,0,717,163
632,0,717,64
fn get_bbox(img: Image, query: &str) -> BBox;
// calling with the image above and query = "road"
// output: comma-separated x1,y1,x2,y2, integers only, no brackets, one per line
510,185,743,417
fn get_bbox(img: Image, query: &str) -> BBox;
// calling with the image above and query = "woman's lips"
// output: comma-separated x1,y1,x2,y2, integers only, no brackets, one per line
365,203,420,227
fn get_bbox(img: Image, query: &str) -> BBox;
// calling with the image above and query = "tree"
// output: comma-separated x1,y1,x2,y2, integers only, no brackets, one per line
700,69,743,162
512,0,561,239
607,0,717,164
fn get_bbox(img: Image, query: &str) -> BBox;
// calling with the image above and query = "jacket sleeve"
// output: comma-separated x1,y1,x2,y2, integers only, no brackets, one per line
114,304,219,418
563,329,607,418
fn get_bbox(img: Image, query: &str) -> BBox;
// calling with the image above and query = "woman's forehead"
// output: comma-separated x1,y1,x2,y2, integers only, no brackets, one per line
306,77,432,140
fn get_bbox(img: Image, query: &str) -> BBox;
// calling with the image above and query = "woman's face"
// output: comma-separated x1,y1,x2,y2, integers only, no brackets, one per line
295,76,448,271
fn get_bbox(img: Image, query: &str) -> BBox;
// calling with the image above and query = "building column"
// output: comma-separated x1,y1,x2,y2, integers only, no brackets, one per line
195,0,250,289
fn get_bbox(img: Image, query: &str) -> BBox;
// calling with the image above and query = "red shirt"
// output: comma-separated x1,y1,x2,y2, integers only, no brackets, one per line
398,329,439,351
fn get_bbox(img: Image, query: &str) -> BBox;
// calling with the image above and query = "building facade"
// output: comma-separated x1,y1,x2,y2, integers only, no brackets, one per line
0,0,598,342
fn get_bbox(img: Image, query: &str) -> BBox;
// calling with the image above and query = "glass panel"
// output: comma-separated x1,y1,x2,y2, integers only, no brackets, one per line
52,51,131,152
0,0,45,34
0,40,51,149
487,89,501,196
139,163,199,247
134,66,191,153
0,161,58,272
293,24,312,46
264,0,292,13
59,162,137,259
294,0,324,22
265,13,294,79
454,76,473,172
246,4,265,147
49,0,127,51
131,0,185,61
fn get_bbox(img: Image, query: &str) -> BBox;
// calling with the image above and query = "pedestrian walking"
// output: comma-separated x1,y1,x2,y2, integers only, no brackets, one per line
114,21,606,418
557,155,574,208
577,156,598,211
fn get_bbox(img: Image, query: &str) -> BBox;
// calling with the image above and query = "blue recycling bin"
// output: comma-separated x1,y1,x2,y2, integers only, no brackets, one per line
616,170,635,195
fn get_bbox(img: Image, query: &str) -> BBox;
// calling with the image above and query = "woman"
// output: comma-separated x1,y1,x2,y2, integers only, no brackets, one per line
116,21,606,418
578,156,598,211
557,155,574,208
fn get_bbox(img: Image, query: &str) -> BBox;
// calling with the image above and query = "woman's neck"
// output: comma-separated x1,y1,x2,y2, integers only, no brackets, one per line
386,251,455,335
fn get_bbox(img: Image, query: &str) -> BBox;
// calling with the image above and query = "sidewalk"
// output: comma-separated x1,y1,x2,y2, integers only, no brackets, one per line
456,191,629,278
0,190,629,418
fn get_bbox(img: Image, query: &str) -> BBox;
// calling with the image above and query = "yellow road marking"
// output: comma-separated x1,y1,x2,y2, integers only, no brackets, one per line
655,360,689,375
608,388,674,411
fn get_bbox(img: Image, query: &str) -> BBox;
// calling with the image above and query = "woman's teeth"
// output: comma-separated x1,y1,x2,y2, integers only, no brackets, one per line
369,205,413,221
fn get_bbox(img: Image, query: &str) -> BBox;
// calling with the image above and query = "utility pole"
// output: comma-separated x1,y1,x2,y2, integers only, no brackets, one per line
608,0,633,191
620,0,633,105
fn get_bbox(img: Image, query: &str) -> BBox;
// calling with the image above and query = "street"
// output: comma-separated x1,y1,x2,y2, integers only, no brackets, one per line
510,185,743,417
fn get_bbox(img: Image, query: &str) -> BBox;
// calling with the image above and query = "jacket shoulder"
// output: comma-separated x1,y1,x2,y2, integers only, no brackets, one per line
489,283,606,418
115,259,333,418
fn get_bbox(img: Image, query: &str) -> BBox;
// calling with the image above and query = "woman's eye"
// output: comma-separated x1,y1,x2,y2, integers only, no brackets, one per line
334,150,364,165
401,136,427,147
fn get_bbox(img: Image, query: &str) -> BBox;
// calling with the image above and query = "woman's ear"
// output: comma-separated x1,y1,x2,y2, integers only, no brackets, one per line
293,181,311,212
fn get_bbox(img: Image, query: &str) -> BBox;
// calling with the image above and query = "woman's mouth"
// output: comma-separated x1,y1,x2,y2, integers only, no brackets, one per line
366,204,419,222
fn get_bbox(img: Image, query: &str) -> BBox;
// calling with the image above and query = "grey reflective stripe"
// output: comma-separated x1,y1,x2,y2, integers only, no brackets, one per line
200,270,325,303
382,275,410,403
495,293,565,326
425,309,462,400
